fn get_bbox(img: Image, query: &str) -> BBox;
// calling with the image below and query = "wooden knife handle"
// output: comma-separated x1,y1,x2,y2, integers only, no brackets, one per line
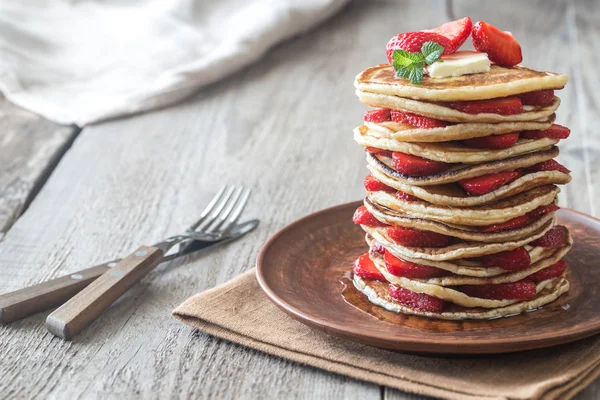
45,246,163,340
0,261,119,325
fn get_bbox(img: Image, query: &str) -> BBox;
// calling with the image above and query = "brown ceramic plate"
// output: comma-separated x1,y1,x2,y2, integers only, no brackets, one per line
256,201,600,355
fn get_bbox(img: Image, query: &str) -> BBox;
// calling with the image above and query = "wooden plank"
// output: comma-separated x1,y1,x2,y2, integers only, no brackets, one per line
0,1,448,398
0,96,78,239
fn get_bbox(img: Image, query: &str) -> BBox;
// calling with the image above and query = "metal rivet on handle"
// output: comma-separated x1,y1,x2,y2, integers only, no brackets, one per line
135,250,148,257
70,274,84,280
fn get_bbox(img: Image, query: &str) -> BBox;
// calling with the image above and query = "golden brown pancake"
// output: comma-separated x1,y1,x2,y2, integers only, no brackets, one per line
368,185,559,226
359,116,555,143
366,148,560,186
364,198,557,243
354,64,568,101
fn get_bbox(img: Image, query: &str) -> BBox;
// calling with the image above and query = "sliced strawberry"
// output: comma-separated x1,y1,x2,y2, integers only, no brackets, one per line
392,152,451,176
396,190,420,202
458,170,522,195
371,241,386,255
462,132,520,149
530,260,568,282
353,206,386,227
471,21,523,67
518,90,555,106
366,147,393,157
386,32,452,63
448,96,523,115
460,280,536,300
384,251,447,278
521,124,570,140
386,226,451,248
353,253,386,281
529,226,569,247
364,108,391,123
480,215,529,233
364,175,394,192
390,110,448,129
389,285,446,312
527,159,571,174
529,204,560,218
479,247,531,270
425,17,472,53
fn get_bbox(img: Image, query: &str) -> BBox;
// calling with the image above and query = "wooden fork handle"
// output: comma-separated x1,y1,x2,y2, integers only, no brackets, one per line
45,246,163,340
0,261,118,325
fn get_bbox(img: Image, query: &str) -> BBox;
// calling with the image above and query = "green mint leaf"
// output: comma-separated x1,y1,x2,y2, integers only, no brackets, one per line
391,48,427,84
392,49,424,67
421,41,444,65
408,62,424,84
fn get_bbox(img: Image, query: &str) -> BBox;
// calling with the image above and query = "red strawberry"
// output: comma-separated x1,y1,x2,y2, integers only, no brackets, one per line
386,226,450,248
480,247,531,270
353,206,386,227
518,90,555,106
364,175,394,192
529,226,569,247
392,152,450,176
471,21,523,67
529,204,560,218
390,110,448,129
480,215,529,233
521,124,570,140
364,108,391,123
458,170,522,195
425,17,473,53
527,159,571,174
389,285,446,312
386,32,452,63
396,190,420,202
530,260,568,282
384,251,447,278
371,241,386,255
460,280,536,300
462,132,520,149
353,253,386,281
366,147,393,157
448,96,523,115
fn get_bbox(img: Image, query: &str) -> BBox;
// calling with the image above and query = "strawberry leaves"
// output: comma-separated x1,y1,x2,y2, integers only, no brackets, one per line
392,41,444,84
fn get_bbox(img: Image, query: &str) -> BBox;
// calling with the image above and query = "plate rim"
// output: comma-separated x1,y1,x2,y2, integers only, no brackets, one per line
256,201,600,354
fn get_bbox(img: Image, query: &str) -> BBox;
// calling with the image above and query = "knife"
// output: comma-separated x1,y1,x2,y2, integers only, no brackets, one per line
0,219,258,325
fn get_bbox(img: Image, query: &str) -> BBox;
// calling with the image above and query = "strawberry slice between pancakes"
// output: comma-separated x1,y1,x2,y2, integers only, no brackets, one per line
392,152,451,176
386,226,451,248
448,96,523,115
390,110,448,129
479,247,531,270
364,175,395,192
354,253,386,281
522,124,570,140
530,260,568,282
458,170,522,195
480,215,529,233
395,190,420,202
529,226,569,247
384,251,447,278
527,159,571,174
460,280,536,300
518,90,555,106
462,132,520,149
529,204,560,218
366,147,393,157
389,285,446,312
364,108,391,123
353,206,386,227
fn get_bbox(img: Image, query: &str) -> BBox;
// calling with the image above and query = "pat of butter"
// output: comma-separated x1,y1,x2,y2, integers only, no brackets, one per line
426,51,491,78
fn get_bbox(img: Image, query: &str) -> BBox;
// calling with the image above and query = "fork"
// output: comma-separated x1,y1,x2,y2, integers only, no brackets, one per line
45,185,251,340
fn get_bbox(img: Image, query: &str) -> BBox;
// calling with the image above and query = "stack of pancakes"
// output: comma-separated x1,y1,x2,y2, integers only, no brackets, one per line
352,64,572,320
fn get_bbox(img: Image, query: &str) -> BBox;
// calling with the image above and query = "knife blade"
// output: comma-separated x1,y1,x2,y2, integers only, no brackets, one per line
0,219,259,325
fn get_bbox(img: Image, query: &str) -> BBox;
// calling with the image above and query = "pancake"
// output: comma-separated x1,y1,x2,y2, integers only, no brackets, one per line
362,220,554,261
353,274,569,320
366,147,560,186
354,64,568,101
360,116,555,143
369,239,571,286
356,126,558,163
368,167,570,207
368,185,559,226
357,90,559,123
365,198,557,243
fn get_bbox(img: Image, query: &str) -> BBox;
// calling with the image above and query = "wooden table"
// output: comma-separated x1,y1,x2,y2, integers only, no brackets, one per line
1,0,598,398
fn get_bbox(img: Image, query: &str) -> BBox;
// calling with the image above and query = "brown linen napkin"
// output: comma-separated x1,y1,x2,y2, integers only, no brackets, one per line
173,269,600,400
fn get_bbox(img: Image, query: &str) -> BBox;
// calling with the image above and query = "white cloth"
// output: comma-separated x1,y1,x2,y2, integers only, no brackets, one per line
0,0,347,125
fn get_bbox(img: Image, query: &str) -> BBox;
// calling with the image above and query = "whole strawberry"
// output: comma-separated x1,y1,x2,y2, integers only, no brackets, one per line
386,32,451,63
